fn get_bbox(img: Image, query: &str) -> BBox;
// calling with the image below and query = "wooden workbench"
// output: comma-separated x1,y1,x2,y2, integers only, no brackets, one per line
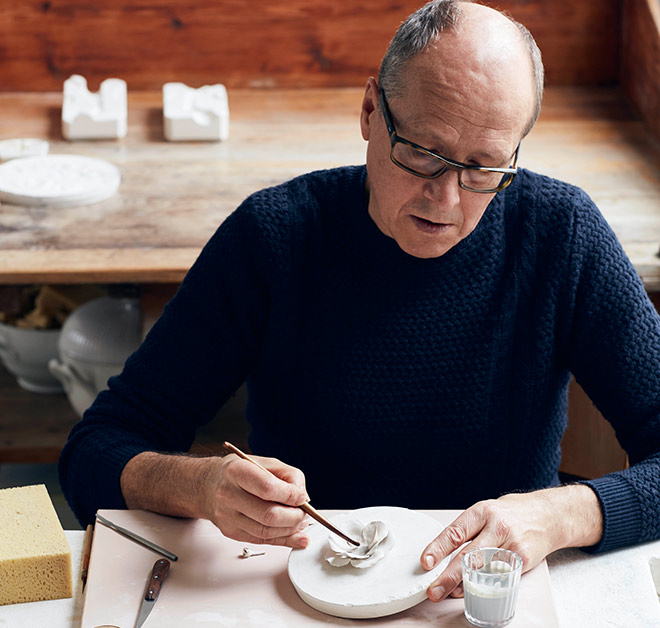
0,89,367,284
0,86,659,472
1,87,660,287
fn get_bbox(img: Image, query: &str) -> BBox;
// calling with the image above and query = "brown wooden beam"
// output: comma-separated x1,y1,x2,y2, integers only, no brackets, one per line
621,0,660,142
0,0,621,91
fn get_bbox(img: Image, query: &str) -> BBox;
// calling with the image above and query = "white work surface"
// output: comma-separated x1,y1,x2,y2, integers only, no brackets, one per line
0,511,658,628
83,510,556,627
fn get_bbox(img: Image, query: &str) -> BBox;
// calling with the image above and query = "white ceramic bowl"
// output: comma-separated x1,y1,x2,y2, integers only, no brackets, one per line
0,321,63,393
0,137,49,162
57,296,141,365
48,296,142,415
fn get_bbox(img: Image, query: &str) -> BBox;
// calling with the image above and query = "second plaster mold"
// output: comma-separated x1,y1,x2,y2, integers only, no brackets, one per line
163,82,230,141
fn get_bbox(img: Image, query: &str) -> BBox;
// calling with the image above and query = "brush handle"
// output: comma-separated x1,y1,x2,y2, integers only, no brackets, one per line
298,502,360,546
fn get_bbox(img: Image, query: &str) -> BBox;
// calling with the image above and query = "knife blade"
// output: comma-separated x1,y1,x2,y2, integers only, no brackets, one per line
135,558,170,628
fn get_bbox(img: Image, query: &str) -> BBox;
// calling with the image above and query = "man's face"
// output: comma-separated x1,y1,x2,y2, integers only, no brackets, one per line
360,40,534,259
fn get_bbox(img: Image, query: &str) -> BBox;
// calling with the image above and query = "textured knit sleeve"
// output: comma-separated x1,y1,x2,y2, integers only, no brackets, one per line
560,189,660,553
58,197,282,526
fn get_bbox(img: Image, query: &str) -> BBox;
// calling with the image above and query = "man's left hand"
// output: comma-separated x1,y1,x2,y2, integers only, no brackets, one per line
420,485,603,601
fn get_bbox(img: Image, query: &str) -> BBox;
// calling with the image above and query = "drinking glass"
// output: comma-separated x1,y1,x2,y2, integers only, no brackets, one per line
462,547,522,627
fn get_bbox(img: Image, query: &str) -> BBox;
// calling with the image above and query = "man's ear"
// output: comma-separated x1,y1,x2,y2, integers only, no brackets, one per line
360,77,379,141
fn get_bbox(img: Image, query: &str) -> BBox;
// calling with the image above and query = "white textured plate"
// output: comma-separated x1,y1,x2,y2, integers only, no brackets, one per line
0,154,120,207
288,506,449,619
0,138,49,162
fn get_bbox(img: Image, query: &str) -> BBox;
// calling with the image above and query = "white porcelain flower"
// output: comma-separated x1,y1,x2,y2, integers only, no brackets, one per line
324,520,395,569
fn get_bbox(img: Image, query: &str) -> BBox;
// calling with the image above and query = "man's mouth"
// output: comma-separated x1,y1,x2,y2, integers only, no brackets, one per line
411,215,452,234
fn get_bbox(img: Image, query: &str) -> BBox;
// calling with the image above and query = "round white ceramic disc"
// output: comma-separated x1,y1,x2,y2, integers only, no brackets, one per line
288,506,449,619
0,154,120,207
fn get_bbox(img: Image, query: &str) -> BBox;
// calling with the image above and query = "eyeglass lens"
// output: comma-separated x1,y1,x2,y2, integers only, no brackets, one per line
391,142,511,191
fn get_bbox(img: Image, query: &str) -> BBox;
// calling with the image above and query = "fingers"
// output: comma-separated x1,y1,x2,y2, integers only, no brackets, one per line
231,457,309,507
418,506,490,602
219,510,311,549
427,538,482,601
423,494,553,602
260,458,309,506
263,458,308,493
449,583,464,598
421,506,487,571
210,454,311,548
229,486,308,533
244,530,310,550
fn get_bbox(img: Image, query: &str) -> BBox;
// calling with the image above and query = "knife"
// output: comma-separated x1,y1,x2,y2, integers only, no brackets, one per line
135,559,171,628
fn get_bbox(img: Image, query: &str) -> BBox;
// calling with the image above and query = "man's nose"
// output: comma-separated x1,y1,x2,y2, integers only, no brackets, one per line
422,168,462,207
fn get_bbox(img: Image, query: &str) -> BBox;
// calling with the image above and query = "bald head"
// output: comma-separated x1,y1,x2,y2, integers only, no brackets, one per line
457,3,533,71
378,0,543,138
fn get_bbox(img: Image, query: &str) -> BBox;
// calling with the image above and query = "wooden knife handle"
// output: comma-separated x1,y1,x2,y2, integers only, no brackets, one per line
145,558,170,601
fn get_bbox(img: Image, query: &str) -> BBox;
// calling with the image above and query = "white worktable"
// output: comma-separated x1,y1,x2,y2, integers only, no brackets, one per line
1,531,659,627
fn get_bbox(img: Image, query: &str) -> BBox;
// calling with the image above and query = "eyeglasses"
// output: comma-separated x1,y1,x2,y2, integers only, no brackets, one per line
379,89,519,194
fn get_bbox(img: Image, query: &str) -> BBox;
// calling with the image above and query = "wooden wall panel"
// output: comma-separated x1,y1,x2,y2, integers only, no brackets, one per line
0,0,620,92
494,0,621,86
560,380,628,479
621,0,660,142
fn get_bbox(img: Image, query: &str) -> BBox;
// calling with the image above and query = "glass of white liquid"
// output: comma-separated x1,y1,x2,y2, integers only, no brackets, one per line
462,547,522,627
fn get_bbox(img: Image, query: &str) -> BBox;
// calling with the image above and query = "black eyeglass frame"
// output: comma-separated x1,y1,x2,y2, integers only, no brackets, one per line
378,89,520,194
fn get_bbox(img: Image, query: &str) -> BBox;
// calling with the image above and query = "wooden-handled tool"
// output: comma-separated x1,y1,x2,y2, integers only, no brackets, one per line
135,559,170,628
223,442,360,546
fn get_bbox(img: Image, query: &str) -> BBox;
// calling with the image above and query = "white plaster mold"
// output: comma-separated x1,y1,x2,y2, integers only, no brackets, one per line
163,82,229,141
62,75,127,140
288,506,449,619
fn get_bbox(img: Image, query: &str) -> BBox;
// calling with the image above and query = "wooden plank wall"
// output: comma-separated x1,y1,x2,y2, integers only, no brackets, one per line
621,0,660,142
0,0,621,91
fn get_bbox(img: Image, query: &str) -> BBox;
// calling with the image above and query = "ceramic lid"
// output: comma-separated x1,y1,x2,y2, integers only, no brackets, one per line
58,297,141,365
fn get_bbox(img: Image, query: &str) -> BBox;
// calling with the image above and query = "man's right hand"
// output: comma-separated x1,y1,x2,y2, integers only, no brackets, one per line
204,452,311,547
120,451,311,549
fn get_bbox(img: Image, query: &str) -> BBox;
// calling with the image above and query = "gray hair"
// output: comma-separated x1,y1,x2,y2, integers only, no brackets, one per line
378,0,544,138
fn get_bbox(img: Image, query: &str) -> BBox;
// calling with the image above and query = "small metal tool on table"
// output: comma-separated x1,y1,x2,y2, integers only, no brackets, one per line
95,513,179,561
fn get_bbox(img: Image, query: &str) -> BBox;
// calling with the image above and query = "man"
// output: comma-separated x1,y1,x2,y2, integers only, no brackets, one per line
59,0,660,602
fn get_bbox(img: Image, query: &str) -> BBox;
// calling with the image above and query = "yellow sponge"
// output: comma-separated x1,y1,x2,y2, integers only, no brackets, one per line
0,484,73,605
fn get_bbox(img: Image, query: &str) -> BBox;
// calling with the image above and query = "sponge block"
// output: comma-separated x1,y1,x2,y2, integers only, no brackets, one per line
0,484,73,606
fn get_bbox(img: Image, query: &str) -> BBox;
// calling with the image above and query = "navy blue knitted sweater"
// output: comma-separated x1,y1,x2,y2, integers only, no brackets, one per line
59,165,660,553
